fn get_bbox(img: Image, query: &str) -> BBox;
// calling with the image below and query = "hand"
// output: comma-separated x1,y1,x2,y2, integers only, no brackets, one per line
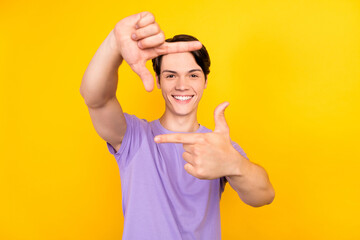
154,102,243,180
113,11,203,92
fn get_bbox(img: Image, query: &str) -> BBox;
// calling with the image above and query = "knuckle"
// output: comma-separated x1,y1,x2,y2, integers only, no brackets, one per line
134,29,143,38
194,158,201,166
138,39,148,48
193,146,201,156
141,11,151,18
159,31,165,41
198,136,206,144
196,168,206,179
142,12,155,23
149,13,155,22
155,23,161,33
148,24,159,36
175,135,182,142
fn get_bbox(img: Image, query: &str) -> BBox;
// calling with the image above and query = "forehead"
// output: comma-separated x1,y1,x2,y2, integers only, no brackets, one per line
161,52,200,71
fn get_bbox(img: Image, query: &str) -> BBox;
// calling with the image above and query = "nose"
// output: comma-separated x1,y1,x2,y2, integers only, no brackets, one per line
175,76,190,91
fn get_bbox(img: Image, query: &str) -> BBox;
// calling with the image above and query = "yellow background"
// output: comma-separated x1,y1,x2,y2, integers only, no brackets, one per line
1,0,359,239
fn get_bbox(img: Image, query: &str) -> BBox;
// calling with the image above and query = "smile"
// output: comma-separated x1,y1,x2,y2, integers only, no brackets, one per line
172,95,194,101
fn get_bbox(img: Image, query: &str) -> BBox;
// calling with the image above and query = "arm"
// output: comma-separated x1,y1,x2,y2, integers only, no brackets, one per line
80,12,202,152
80,29,126,152
225,153,275,207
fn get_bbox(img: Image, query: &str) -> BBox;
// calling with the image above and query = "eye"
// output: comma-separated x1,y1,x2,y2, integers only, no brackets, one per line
165,74,175,79
190,74,199,78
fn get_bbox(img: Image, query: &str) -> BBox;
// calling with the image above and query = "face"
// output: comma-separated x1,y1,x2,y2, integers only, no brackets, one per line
156,52,208,117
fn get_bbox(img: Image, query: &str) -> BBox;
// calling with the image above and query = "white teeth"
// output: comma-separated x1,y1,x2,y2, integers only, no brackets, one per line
173,95,193,101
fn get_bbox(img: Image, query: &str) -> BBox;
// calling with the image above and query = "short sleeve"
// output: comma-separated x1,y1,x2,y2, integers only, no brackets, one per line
106,113,146,166
220,141,249,194
231,141,249,160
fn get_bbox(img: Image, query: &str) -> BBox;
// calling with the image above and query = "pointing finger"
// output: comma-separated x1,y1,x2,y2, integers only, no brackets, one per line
156,41,202,55
214,102,230,133
154,133,201,144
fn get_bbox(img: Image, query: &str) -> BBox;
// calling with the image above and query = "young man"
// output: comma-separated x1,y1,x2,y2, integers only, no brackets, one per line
80,11,275,240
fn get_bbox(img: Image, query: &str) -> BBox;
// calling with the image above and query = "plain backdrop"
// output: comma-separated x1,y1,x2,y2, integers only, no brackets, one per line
1,0,359,239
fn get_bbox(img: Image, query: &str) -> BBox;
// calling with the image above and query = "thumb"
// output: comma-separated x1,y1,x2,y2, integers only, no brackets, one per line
130,62,154,92
214,101,230,133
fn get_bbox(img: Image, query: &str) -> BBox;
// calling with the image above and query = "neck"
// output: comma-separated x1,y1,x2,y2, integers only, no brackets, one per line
159,109,200,133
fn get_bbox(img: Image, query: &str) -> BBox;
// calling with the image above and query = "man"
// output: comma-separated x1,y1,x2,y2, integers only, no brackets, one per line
80,11,275,240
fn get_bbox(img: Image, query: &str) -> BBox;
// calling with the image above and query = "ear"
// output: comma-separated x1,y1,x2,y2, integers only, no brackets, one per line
204,76,208,89
156,75,161,89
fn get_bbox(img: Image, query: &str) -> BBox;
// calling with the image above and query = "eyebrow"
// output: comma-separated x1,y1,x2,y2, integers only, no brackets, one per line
161,69,202,74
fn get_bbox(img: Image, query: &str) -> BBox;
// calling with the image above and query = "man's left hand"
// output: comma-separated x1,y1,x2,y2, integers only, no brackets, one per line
154,102,244,180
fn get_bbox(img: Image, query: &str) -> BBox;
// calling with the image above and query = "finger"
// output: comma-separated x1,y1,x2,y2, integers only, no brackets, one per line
138,31,165,49
136,11,155,29
214,102,230,133
130,62,154,92
154,133,201,144
156,41,202,55
182,151,195,165
183,144,195,154
132,23,161,41
184,163,197,177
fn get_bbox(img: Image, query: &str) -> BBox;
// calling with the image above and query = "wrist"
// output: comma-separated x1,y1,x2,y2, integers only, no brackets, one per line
229,149,250,177
108,30,119,51
107,29,123,62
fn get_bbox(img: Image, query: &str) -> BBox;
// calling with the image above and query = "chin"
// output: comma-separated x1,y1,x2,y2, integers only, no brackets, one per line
165,97,199,117
171,106,197,117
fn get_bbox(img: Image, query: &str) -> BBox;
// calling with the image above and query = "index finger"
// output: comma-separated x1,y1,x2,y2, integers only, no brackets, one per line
156,41,202,55
154,133,202,144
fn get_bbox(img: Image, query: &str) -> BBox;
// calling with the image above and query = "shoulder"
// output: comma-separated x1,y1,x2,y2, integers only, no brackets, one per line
123,113,153,132
106,113,152,161
124,113,149,125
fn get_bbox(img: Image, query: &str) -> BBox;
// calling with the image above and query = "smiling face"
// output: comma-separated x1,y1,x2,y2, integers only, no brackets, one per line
156,52,208,118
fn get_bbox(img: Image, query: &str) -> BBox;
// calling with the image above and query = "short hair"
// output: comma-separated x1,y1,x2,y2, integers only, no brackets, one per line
152,34,211,80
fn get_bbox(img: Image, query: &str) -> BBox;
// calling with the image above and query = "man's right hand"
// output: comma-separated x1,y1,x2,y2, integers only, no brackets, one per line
112,11,202,92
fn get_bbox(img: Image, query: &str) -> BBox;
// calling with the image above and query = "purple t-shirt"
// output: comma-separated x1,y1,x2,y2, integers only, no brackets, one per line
106,113,248,240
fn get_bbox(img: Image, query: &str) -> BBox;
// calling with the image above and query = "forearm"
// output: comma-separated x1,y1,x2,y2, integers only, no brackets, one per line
226,153,275,207
80,30,123,107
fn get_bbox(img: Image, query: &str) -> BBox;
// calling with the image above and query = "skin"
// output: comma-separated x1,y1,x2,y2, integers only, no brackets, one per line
80,11,275,208
156,52,207,133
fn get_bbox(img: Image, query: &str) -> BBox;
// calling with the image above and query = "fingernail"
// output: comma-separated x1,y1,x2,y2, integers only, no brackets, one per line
131,33,136,40
135,24,139,29
138,41,143,48
154,136,160,142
